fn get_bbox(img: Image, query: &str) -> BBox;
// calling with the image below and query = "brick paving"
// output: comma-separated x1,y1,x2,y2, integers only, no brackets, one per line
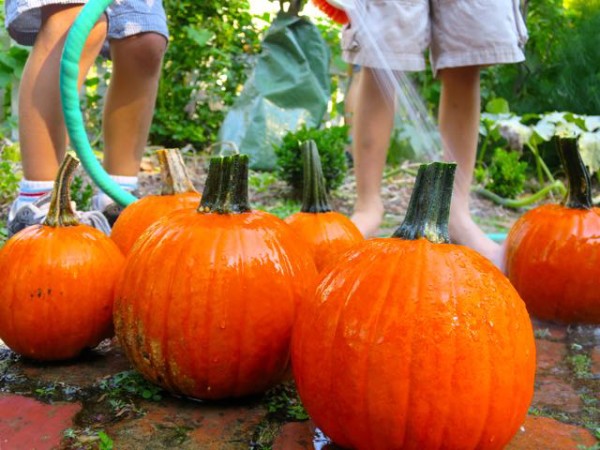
0,319,598,449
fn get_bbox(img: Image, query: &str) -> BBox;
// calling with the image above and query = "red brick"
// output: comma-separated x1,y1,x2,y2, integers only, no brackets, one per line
591,346,600,377
0,394,81,450
273,422,314,450
531,319,568,341
507,415,597,449
532,375,582,414
106,397,266,449
535,340,568,374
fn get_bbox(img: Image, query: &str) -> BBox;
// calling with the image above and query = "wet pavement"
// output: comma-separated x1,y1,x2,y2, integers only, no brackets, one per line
0,319,598,450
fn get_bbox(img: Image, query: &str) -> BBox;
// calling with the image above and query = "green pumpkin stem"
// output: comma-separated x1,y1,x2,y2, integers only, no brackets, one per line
43,154,80,228
157,149,198,195
558,138,592,210
301,140,332,213
199,154,251,214
392,162,457,243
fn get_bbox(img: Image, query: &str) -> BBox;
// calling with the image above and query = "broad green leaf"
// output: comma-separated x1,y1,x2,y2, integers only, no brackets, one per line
184,26,215,47
485,98,510,114
579,132,600,173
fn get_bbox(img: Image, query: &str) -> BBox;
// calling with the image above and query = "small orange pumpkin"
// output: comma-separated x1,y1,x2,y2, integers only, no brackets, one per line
505,137,600,323
114,154,317,399
110,149,201,254
292,162,536,450
0,155,124,360
285,141,363,272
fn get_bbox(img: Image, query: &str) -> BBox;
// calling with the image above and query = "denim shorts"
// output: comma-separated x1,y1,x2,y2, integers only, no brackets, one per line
342,0,528,75
5,0,169,47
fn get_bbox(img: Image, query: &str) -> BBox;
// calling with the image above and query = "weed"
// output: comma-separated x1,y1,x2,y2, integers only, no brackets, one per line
98,370,163,402
534,328,551,339
567,354,592,379
70,175,95,211
264,382,309,422
249,171,278,194
98,431,114,450
255,199,301,220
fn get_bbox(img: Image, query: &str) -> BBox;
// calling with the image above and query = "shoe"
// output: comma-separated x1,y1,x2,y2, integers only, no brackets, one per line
91,191,139,227
7,194,112,238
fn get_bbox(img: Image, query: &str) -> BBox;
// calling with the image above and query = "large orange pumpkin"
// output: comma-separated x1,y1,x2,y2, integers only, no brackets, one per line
285,141,363,272
292,162,536,450
0,155,124,360
505,138,600,323
114,154,317,399
111,149,201,254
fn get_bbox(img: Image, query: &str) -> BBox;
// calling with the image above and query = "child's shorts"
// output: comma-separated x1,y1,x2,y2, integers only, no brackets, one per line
342,0,528,75
5,0,169,47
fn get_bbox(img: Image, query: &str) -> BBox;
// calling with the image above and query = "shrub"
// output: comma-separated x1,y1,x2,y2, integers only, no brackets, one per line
275,125,349,195
485,147,528,199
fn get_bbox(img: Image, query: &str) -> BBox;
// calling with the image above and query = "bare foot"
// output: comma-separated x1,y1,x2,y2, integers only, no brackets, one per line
449,214,506,273
351,200,384,238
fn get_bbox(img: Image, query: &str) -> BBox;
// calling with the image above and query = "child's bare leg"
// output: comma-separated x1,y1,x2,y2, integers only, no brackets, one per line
102,33,167,176
438,66,504,269
350,67,394,237
19,5,107,181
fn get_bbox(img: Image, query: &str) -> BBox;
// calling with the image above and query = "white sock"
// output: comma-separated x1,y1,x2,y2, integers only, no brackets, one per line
13,179,55,211
92,175,138,210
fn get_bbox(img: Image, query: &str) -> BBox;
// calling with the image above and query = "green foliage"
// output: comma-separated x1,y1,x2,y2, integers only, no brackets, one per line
151,1,263,149
70,175,94,211
98,370,163,402
485,0,600,114
249,171,278,193
275,125,349,195
263,382,309,422
484,148,528,199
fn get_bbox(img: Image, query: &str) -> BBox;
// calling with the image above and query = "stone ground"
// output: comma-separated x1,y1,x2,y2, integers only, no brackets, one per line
0,153,598,449
0,319,598,450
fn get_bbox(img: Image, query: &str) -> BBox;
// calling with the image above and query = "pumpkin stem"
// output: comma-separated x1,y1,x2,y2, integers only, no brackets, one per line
157,149,198,195
301,140,332,213
392,161,457,243
43,154,80,228
558,138,592,210
198,154,251,214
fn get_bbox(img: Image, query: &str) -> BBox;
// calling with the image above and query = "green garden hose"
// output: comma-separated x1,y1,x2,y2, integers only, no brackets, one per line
59,0,137,206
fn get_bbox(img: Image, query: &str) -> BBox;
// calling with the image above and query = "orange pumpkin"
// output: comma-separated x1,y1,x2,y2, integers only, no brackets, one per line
292,162,536,450
114,154,317,399
505,138,600,323
285,141,363,271
111,149,201,254
0,155,124,360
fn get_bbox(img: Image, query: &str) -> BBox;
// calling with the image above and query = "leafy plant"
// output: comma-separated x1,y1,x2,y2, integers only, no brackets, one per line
70,175,94,211
98,370,163,402
484,147,528,198
275,125,349,195
151,1,263,149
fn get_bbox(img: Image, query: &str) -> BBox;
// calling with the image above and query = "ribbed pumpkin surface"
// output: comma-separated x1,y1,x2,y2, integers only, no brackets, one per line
292,238,536,450
506,204,600,323
114,209,317,399
0,226,124,360
285,211,363,271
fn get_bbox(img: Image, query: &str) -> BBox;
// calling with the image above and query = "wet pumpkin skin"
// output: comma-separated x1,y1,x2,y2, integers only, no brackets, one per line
505,205,600,323
505,138,600,324
293,239,536,450
111,149,201,255
284,141,363,272
292,163,536,450
285,211,363,272
111,192,200,254
0,155,125,361
114,155,317,400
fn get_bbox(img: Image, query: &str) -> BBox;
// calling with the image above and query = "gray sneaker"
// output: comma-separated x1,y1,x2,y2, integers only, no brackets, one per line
91,191,139,227
7,194,112,238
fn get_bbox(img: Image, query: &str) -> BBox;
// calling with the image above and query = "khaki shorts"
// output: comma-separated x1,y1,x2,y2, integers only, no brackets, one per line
342,0,528,75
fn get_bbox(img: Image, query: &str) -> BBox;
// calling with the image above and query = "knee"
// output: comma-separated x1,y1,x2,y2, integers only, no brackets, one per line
112,33,167,76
